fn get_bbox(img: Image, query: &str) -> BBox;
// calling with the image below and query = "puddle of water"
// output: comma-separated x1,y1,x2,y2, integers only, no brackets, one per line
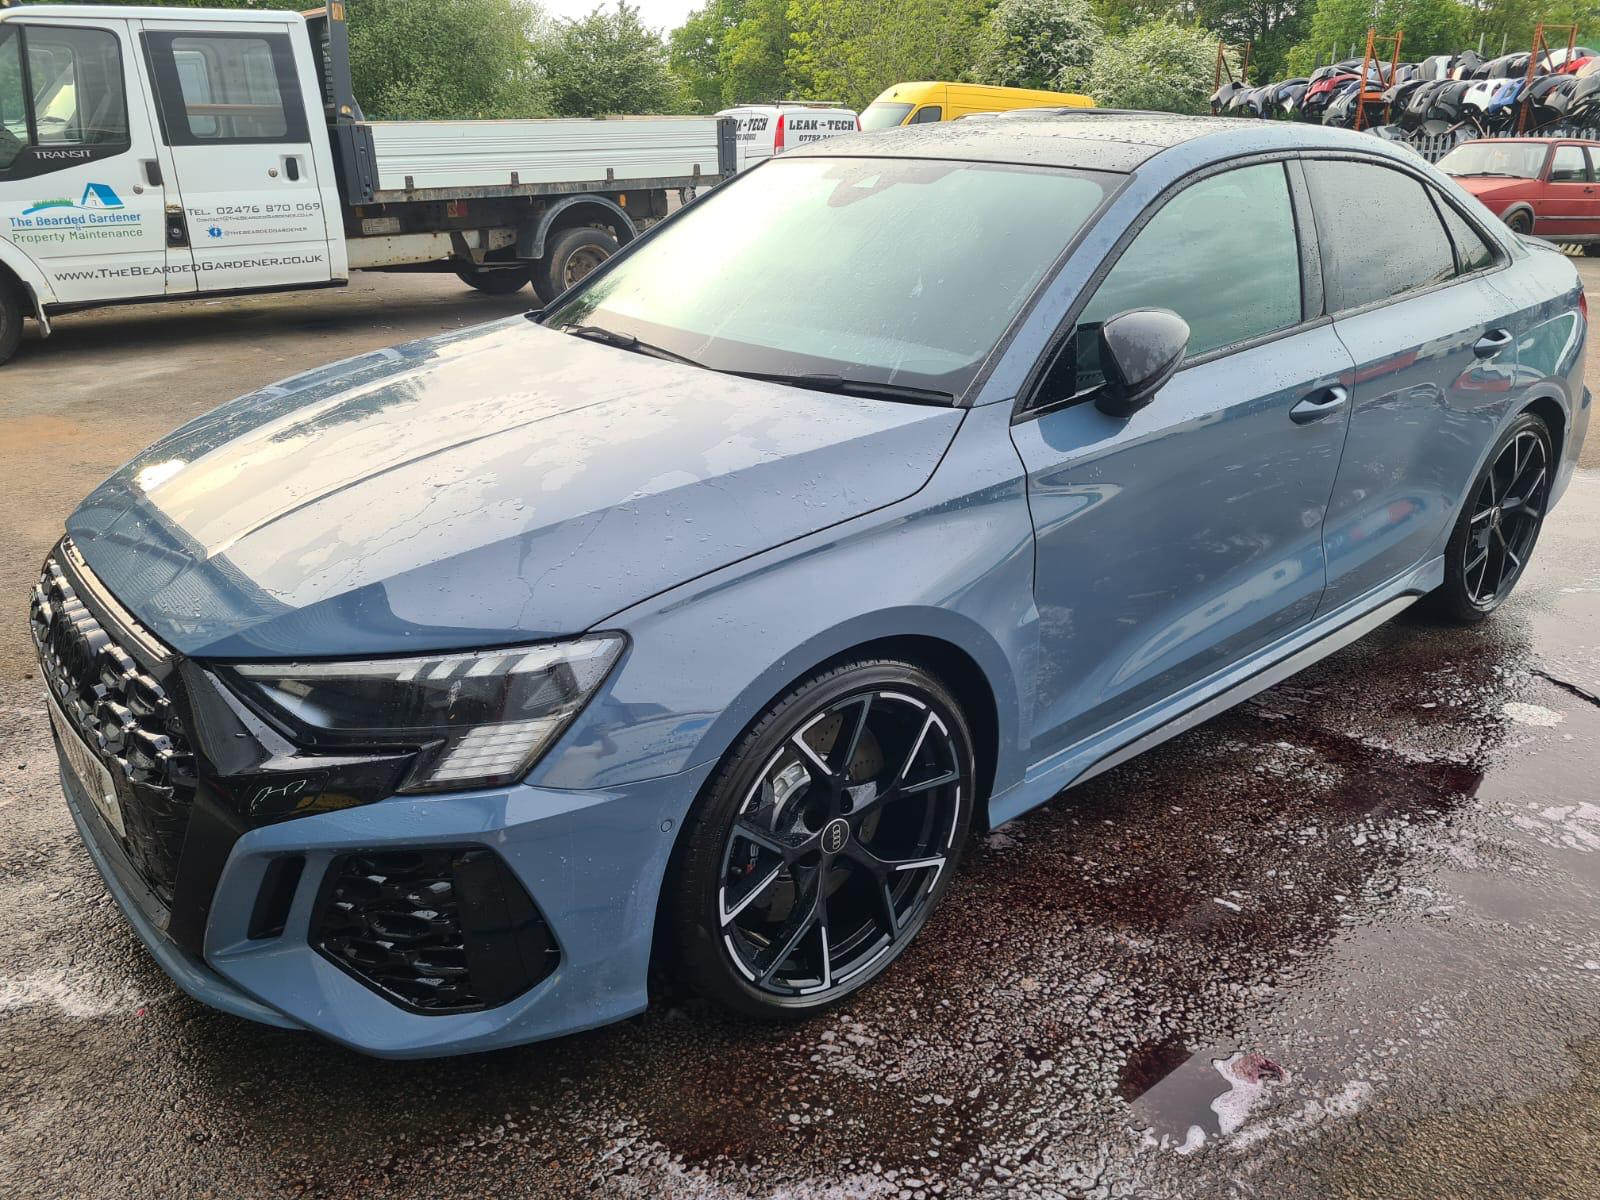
1123,1044,1287,1154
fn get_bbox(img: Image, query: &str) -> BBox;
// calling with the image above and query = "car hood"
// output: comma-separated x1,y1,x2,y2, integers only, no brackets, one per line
1450,176,1531,204
67,318,963,658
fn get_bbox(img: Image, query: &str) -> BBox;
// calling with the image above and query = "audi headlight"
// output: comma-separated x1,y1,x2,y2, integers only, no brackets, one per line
219,635,624,792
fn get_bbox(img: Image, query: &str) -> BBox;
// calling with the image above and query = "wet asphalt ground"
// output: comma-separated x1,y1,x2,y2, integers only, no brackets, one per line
3,269,1600,1199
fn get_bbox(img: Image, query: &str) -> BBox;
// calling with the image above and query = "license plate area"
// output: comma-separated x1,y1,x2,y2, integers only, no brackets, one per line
46,691,126,839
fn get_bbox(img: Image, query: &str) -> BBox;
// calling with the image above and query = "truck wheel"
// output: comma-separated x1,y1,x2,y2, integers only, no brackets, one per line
454,263,532,295
0,280,22,366
535,227,618,302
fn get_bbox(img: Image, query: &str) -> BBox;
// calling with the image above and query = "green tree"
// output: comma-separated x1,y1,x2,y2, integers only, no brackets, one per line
720,0,793,103
969,0,1104,91
536,1,685,115
1089,18,1221,112
787,0,990,110
348,0,550,119
100,0,550,120
1193,0,1306,82
670,0,794,111
670,0,743,111
1285,0,1469,75
1465,0,1600,58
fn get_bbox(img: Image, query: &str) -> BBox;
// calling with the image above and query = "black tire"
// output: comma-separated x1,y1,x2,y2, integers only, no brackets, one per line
453,262,532,295
669,659,975,1020
0,277,23,366
533,226,618,303
1429,412,1553,623
1504,209,1534,236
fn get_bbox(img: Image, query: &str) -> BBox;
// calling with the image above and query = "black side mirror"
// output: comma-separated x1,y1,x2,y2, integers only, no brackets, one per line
1093,308,1190,418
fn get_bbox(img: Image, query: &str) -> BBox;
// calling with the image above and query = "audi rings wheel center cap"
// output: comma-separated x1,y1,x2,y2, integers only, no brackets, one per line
822,818,850,855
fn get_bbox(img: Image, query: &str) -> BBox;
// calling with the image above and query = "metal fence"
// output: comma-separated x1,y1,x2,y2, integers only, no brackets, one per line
1370,123,1600,163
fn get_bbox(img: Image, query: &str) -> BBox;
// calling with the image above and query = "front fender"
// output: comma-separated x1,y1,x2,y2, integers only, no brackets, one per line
528,403,1041,813
0,232,56,311
1499,200,1535,230
517,195,638,260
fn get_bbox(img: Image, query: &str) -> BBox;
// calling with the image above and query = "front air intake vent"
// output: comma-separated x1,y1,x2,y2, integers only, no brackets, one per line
311,848,558,1013
30,552,196,906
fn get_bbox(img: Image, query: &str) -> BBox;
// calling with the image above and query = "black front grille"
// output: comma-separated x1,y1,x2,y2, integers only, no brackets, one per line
30,553,196,906
312,848,559,1013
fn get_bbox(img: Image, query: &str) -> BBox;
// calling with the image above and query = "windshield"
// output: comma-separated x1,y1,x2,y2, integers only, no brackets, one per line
1438,142,1546,179
547,156,1114,396
859,102,913,130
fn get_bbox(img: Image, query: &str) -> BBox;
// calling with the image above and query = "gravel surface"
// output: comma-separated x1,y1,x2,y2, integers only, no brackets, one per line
3,268,1600,1199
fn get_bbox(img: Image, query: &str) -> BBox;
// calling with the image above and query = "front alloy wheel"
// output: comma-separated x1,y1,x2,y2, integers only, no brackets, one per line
672,661,974,1017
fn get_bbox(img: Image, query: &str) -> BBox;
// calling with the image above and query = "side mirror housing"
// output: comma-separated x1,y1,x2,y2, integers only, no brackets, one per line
1093,308,1190,418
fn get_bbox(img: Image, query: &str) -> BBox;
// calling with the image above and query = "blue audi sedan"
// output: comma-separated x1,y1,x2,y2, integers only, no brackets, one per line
33,115,1590,1056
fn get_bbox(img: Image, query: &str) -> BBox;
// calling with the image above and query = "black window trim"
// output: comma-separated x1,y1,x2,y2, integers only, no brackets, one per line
1427,182,1502,278
1013,150,1319,423
0,20,134,180
1296,150,1512,323
141,28,308,148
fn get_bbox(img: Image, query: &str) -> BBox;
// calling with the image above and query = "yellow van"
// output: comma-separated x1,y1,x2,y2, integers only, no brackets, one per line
859,81,1094,129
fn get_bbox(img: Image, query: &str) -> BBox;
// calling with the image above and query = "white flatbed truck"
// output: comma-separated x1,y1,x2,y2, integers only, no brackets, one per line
0,3,735,363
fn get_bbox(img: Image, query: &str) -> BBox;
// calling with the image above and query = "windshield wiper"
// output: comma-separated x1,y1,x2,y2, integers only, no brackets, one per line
560,323,705,368
727,370,957,406
558,326,957,405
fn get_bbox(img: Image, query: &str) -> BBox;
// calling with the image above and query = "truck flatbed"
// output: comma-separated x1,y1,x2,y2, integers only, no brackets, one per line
369,117,728,200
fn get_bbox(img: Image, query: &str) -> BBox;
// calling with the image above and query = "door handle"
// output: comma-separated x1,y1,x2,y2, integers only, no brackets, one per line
1474,328,1514,357
283,156,301,182
1290,384,1348,424
142,159,162,187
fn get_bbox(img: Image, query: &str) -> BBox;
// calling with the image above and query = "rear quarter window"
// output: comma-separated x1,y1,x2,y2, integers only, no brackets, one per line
1434,197,1498,274
1304,159,1458,312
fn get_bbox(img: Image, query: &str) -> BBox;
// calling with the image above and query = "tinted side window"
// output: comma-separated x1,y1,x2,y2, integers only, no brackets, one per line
1073,161,1301,390
145,30,307,145
909,105,942,123
1550,145,1589,182
1435,196,1497,273
1304,160,1457,312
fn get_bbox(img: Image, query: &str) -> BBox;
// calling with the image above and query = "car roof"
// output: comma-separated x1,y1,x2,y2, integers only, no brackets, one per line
4,4,302,22
1464,137,1596,145
786,110,1425,173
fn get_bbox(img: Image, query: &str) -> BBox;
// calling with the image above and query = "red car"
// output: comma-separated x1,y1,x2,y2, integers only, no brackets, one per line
1439,137,1600,251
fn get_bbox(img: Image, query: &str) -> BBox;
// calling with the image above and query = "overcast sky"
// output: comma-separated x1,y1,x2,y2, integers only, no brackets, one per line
542,0,701,33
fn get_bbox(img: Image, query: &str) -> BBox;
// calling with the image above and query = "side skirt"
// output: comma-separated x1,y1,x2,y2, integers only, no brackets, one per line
987,558,1441,827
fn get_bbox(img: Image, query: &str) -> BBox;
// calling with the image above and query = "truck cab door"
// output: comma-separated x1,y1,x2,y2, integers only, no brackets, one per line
0,16,187,303
137,17,337,293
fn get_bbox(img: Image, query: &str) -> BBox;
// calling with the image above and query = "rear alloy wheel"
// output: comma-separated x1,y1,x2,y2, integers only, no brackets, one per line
533,226,618,302
672,661,974,1018
0,279,22,366
1431,414,1553,622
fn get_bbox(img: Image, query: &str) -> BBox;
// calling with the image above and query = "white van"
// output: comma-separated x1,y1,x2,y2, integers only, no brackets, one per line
716,102,859,171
